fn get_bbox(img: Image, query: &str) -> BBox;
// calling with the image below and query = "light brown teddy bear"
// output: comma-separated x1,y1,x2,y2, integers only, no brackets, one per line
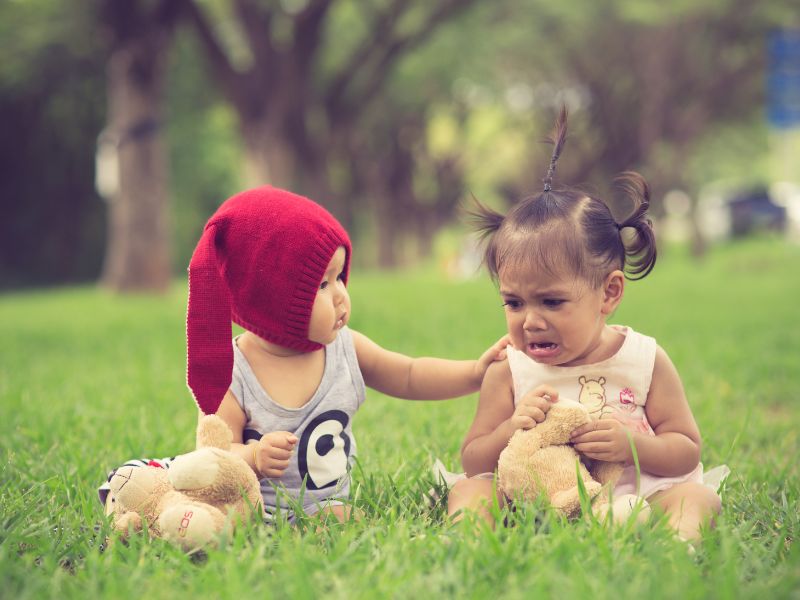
497,399,648,521
107,414,262,552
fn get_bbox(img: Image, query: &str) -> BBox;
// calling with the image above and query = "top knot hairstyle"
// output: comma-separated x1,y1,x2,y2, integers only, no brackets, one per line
470,107,657,288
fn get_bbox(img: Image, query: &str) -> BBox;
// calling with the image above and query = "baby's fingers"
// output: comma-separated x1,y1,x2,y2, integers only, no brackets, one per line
266,432,298,450
573,442,613,460
511,415,538,431
519,386,558,408
519,405,548,423
570,430,608,446
262,461,290,478
571,420,612,439
266,446,293,461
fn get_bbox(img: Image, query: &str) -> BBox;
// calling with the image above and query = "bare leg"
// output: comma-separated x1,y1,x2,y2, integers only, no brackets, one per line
306,504,359,533
647,482,721,542
317,503,359,522
447,478,506,528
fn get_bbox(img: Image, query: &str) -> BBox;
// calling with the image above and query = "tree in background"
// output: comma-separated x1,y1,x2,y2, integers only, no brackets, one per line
97,0,183,292
2,0,794,288
485,0,790,220
0,2,106,289
181,0,477,234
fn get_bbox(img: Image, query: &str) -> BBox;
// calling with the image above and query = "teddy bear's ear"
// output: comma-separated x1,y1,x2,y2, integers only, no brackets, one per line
196,414,233,450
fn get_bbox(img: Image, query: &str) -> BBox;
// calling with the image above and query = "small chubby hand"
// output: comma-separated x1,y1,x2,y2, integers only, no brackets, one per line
506,384,559,433
570,419,635,463
253,431,298,478
475,334,512,378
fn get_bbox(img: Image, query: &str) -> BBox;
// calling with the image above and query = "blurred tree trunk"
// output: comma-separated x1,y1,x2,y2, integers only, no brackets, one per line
183,0,475,238
99,1,181,292
366,113,464,267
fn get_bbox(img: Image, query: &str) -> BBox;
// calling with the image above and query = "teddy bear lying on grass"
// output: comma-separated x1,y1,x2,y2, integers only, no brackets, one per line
106,415,262,552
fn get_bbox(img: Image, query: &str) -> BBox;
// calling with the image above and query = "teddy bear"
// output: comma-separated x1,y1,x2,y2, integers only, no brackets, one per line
107,414,263,552
497,399,649,522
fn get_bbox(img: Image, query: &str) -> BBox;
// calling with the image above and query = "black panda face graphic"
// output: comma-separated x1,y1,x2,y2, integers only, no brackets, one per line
297,410,351,490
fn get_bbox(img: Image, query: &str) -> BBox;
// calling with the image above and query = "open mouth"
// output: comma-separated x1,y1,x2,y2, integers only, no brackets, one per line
527,341,560,359
335,313,348,329
530,342,556,350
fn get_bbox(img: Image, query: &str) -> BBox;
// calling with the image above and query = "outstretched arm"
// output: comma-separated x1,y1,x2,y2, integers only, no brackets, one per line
571,346,701,477
351,330,509,400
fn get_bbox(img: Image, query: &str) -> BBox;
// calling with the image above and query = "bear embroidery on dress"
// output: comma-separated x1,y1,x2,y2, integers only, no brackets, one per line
577,375,612,417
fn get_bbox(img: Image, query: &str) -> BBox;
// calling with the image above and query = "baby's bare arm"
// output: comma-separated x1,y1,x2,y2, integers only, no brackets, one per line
635,346,702,476
352,330,507,400
208,392,296,478
460,360,518,476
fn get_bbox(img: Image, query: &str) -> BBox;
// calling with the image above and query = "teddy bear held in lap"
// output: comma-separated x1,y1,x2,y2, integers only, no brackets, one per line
497,399,649,522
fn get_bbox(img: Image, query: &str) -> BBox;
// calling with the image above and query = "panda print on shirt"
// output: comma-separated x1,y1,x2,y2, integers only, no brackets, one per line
297,410,351,490
243,409,352,491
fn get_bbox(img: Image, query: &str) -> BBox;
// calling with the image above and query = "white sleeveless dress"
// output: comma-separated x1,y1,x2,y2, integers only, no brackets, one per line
506,325,703,498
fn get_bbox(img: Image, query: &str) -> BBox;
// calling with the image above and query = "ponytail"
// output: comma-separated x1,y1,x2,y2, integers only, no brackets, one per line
613,172,657,280
468,108,658,287
542,106,568,193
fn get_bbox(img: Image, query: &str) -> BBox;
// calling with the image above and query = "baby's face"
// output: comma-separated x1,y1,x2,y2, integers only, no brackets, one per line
498,265,620,367
307,246,350,345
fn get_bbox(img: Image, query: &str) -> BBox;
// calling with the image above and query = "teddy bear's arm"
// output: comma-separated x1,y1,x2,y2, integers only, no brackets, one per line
113,512,143,536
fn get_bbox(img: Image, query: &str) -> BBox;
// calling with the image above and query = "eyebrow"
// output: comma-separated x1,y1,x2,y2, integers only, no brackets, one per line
499,287,570,297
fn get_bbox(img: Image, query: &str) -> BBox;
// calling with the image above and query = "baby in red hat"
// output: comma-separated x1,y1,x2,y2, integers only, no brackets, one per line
185,186,508,523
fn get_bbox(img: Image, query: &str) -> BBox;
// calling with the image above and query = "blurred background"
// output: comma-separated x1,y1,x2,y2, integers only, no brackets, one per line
1,0,798,292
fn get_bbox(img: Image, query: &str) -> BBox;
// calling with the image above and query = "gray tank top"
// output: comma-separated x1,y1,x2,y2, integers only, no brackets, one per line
230,326,366,512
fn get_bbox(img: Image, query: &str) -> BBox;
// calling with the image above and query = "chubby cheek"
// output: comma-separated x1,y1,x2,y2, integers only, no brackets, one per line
341,289,352,316
308,298,334,338
505,313,526,349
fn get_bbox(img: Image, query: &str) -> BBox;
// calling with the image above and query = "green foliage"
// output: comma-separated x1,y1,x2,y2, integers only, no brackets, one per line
4,0,798,286
1,238,798,597
0,0,106,288
166,29,244,271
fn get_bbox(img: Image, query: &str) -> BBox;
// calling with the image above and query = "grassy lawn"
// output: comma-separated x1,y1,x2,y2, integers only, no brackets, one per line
1,237,798,599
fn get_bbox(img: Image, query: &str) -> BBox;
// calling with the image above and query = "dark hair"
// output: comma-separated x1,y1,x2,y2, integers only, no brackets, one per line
469,107,657,287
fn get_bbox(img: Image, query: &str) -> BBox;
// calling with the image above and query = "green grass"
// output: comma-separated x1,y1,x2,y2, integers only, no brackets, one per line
1,237,798,599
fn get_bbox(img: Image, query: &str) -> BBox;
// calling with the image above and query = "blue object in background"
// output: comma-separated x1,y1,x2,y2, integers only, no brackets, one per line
727,188,787,237
768,29,800,129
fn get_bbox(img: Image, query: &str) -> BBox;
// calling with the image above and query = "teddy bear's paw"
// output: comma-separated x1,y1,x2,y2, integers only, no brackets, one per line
113,511,143,536
594,493,651,524
551,487,584,517
159,503,228,552
168,449,222,491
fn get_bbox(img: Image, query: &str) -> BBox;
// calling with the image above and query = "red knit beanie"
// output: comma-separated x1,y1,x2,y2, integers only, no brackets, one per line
186,186,351,414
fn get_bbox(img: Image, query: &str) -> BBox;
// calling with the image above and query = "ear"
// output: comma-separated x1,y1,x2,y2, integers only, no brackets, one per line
600,270,624,315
